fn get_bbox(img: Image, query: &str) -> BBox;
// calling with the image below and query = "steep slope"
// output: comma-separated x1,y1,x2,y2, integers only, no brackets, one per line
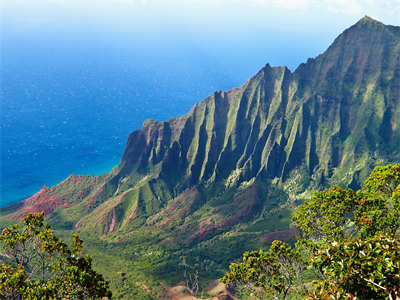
2,16,400,298
111,16,400,201
75,17,398,235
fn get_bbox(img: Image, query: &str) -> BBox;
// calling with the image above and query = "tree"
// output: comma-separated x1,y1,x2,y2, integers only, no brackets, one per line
0,212,112,299
291,186,356,243
310,235,400,300
222,163,400,299
293,164,400,243
184,266,200,299
221,240,306,299
292,163,400,299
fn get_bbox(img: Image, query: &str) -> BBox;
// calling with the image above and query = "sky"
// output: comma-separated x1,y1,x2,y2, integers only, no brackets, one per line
2,0,399,74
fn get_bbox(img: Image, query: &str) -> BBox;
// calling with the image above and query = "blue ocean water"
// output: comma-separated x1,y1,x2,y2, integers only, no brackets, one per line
1,24,336,207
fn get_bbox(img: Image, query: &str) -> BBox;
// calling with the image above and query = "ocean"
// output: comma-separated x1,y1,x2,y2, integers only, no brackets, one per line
1,20,337,207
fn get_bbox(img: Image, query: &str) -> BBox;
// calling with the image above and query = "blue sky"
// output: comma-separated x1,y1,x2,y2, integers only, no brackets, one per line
3,0,399,72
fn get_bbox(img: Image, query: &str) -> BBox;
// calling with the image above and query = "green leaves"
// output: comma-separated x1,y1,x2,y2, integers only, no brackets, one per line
0,264,25,299
364,164,400,196
223,164,400,299
0,212,112,299
354,164,400,238
221,240,306,299
293,164,400,241
294,163,400,299
311,235,400,299
292,186,356,242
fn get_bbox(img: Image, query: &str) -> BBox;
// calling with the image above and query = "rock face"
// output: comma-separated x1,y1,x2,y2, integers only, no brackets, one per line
119,16,400,194
4,15,400,252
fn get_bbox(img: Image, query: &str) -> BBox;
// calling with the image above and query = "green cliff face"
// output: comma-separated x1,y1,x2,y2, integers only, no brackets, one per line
102,17,400,228
3,16,400,298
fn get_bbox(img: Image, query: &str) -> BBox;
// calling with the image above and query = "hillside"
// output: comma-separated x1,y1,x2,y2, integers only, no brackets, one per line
2,16,400,298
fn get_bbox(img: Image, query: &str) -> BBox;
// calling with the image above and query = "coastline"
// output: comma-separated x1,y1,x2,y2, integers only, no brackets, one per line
0,158,120,208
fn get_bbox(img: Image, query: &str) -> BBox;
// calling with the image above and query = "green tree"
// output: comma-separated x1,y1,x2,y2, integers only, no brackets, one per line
291,186,356,243
222,163,400,299
293,164,400,243
0,212,112,299
293,163,400,299
311,235,400,299
221,240,307,299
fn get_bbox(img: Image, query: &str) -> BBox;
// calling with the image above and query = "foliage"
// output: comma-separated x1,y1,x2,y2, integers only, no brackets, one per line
292,163,400,299
354,164,400,238
311,235,400,300
222,163,400,299
0,212,111,299
221,240,306,299
292,186,356,242
293,164,400,243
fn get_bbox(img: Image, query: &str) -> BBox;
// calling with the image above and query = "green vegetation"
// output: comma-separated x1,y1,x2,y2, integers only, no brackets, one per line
1,17,400,298
0,212,111,299
222,163,400,299
221,240,306,299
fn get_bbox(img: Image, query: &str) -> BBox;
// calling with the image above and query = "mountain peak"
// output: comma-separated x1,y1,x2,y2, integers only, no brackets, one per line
354,15,385,29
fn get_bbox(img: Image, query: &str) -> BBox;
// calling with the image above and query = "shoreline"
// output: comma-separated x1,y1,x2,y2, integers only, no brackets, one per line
1,160,119,208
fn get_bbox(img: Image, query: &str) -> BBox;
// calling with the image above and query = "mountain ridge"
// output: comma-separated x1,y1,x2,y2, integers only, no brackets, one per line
2,17,399,298
5,16,400,234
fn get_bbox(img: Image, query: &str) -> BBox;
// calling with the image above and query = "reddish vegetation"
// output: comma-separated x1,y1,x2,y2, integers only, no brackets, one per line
85,185,105,209
259,227,301,243
13,185,68,221
8,174,102,226
188,185,258,242
72,176,85,185
87,195,124,232
75,190,128,232
11,174,102,221
108,208,117,233
157,187,200,229
9,174,98,220
22,185,50,206
128,206,138,219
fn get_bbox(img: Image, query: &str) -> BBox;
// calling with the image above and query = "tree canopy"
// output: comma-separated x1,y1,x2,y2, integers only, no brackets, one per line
0,212,112,299
222,163,400,299
221,240,306,299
